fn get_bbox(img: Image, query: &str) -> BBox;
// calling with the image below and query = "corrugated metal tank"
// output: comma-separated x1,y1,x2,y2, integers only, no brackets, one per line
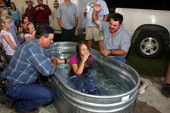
45,42,140,113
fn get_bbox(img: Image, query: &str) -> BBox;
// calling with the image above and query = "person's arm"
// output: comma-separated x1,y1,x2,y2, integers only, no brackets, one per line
71,62,85,75
165,63,170,84
40,5,51,15
51,57,58,70
83,8,87,17
51,56,69,64
57,18,64,28
73,5,78,27
73,16,78,27
110,49,127,56
71,52,90,75
92,4,102,26
102,0,109,22
103,14,109,21
32,6,38,17
27,47,56,76
3,34,17,50
17,9,21,21
101,49,127,56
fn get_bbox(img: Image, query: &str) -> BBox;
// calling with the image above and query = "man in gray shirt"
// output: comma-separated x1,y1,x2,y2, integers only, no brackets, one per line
92,4,131,63
57,0,78,41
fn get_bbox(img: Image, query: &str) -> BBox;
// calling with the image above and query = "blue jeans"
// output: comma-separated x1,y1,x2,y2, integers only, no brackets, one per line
6,55,12,61
5,83,55,112
70,73,101,95
108,56,126,63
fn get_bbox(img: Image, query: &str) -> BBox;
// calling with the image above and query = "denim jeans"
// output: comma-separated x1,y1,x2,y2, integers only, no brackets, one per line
6,55,12,60
5,83,55,112
108,56,126,63
70,73,101,95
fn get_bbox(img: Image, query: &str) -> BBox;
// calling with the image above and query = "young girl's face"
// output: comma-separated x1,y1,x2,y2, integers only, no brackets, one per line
3,19,12,29
80,44,89,56
28,23,35,33
24,17,29,23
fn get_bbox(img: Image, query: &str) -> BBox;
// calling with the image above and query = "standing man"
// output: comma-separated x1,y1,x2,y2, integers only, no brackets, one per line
0,25,65,113
57,0,78,41
33,0,51,29
92,4,131,63
25,0,35,26
84,0,109,52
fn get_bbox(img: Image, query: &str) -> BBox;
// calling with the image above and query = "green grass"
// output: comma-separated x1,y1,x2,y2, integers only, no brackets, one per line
55,34,169,77
126,45,169,77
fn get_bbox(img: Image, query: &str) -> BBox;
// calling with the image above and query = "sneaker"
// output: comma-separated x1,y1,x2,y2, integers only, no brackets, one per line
161,84,170,97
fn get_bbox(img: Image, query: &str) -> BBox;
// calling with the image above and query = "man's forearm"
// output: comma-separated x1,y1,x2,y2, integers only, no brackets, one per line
103,14,109,21
75,17,78,26
110,49,127,56
92,11,98,22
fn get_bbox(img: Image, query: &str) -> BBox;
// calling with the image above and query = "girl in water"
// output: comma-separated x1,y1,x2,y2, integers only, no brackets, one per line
69,40,101,95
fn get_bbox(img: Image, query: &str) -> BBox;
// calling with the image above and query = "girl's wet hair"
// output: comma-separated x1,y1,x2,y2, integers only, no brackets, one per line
76,40,91,66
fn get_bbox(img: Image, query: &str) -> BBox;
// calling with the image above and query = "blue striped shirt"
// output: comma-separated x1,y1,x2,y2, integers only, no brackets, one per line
1,38,54,84
100,21,131,55
57,2,78,29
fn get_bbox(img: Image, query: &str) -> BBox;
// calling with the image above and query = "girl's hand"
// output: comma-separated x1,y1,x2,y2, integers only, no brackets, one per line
82,52,90,63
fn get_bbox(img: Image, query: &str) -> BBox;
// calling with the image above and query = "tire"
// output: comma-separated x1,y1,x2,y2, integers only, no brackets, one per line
135,32,164,58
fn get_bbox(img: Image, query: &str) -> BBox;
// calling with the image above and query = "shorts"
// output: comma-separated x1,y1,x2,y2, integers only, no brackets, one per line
85,27,103,41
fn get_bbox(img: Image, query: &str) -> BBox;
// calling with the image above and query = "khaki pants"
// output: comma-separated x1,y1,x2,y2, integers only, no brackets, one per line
85,27,103,41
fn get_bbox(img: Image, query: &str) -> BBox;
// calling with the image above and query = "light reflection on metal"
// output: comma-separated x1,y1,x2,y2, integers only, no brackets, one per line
151,15,156,24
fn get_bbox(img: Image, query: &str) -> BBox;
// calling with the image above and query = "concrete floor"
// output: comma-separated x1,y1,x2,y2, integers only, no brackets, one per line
0,76,169,113
134,76,170,113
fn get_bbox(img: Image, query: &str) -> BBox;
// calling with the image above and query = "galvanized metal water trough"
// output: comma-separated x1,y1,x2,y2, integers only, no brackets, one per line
45,42,140,113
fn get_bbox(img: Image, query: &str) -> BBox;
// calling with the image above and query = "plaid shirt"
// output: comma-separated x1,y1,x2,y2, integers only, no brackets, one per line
1,38,54,84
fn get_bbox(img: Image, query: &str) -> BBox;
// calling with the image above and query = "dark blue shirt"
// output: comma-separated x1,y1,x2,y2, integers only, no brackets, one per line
1,38,54,84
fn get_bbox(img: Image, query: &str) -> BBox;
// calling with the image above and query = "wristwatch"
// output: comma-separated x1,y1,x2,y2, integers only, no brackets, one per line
64,59,67,64
110,49,113,55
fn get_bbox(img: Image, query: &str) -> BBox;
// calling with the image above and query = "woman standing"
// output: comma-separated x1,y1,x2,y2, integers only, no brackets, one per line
9,2,20,31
